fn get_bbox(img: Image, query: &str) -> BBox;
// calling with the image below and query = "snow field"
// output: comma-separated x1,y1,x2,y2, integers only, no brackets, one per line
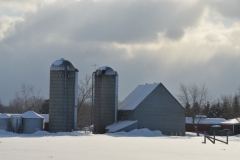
0,129,240,160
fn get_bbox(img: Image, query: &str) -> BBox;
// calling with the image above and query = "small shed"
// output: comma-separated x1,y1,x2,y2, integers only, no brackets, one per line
0,113,11,131
22,111,44,134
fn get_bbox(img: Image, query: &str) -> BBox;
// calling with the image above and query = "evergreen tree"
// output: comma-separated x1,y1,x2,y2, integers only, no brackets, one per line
39,99,49,114
221,99,231,119
185,103,192,117
0,99,4,113
208,103,223,118
202,102,210,117
192,102,201,116
232,95,240,118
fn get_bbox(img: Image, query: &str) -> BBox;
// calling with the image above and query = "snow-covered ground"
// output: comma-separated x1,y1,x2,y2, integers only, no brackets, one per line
0,129,239,160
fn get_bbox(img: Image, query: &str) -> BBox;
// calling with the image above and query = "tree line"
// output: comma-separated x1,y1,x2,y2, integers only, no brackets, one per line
0,84,45,114
178,83,240,136
178,83,240,120
0,75,92,129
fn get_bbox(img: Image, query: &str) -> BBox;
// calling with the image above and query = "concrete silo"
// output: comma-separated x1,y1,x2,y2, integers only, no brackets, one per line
49,58,78,132
22,111,44,134
0,113,11,131
93,66,118,133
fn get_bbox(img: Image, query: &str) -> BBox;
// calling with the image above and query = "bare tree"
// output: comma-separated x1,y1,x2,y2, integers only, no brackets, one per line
9,83,44,113
78,103,92,128
78,75,92,128
179,84,208,106
9,98,24,113
178,83,209,136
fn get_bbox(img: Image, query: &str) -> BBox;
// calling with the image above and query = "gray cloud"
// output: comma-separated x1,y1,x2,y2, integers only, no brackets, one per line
0,0,240,106
209,0,240,19
165,28,184,40
3,0,205,44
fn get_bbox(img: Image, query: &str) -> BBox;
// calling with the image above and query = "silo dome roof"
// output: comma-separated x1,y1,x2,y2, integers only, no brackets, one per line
0,113,11,118
22,111,44,119
96,66,117,75
50,58,79,72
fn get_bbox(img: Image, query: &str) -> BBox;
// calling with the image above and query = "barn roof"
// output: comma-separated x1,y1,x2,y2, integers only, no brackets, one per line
220,118,240,125
106,120,138,132
204,118,226,124
185,117,226,124
118,83,159,110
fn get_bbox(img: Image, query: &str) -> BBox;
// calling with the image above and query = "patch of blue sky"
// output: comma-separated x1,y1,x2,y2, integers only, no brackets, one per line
208,10,236,28
0,6,22,17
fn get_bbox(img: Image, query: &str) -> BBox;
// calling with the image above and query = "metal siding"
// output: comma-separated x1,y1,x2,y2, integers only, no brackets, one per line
74,72,78,130
49,70,76,132
134,84,185,135
93,75,117,133
22,118,44,134
0,118,11,131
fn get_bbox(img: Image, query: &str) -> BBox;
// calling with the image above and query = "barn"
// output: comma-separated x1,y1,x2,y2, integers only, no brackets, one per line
107,83,185,135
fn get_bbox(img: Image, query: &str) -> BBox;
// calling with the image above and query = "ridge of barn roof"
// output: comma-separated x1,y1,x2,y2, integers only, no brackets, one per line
118,83,160,110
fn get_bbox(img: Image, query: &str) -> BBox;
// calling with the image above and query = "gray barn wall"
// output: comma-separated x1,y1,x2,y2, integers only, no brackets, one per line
125,84,185,135
93,75,117,133
49,70,76,132
118,110,135,121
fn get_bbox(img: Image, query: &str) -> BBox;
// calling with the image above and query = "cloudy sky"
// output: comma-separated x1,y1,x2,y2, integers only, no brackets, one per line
0,0,240,105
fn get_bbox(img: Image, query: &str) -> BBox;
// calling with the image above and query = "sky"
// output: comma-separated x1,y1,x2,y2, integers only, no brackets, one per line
0,0,240,105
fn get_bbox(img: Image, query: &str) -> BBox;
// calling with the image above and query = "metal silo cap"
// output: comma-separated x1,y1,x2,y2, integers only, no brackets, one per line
50,58,79,72
96,66,117,75
22,111,44,119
